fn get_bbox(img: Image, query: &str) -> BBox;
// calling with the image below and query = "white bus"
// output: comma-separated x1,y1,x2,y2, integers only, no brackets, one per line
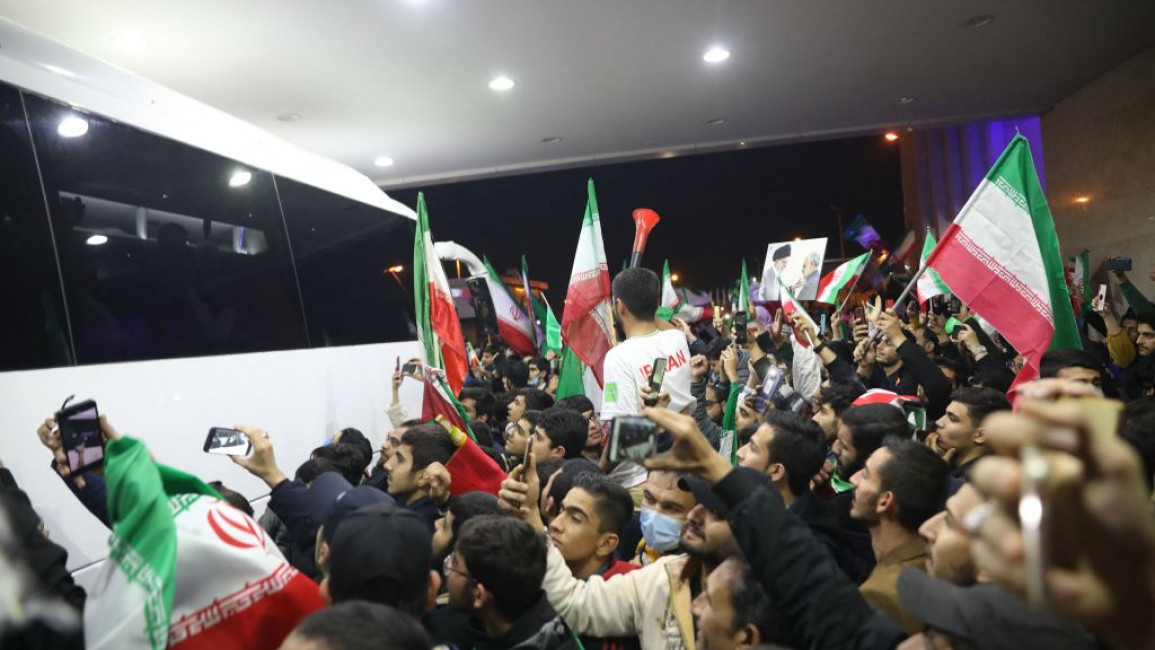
0,19,424,584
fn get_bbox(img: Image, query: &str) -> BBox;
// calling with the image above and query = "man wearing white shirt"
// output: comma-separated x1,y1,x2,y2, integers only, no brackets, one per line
600,268,695,500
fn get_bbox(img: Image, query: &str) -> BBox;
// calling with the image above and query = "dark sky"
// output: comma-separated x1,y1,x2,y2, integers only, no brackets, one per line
389,135,904,307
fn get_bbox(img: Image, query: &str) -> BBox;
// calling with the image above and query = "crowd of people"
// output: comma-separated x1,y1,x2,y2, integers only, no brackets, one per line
3,263,1155,650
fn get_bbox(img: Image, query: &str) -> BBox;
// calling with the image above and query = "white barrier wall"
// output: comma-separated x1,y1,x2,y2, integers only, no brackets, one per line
0,340,423,576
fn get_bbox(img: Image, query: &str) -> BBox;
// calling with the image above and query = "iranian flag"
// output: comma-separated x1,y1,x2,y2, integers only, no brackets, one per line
561,179,614,386
916,230,952,305
737,260,750,313
1068,249,1091,316
893,229,917,264
480,256,536,356
657,259,681,321
86,437,322,650
925,135,1080,386
815,252,870,306
421,368,505,495
778,279,818,347
414,193,468,394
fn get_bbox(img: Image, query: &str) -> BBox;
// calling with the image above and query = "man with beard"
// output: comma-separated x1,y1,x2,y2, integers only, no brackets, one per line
690,557,772,650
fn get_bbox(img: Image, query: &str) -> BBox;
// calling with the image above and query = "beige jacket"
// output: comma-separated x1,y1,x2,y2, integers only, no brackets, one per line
542,544,695,650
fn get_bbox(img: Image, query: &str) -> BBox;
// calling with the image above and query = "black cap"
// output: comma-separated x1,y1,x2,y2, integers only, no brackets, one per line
328,502,432,609
321,485,394,544
305,472,355,523
896,569,1097,650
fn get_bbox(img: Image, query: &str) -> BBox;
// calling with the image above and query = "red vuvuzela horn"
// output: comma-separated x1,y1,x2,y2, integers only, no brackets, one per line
630,208,661,269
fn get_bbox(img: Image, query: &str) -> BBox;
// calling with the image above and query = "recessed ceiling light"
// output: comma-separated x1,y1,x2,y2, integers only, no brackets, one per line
739,141,747,146
86,234,108,246
277,113,302,122
541,137,562,144
705,117,728,126
1074,195,1092,204
898,96,917,104
112,35,149,52
489,76,515,91
884,132,900,142
703,47,730,63
57,116,89,138
961,15,995,28
373,156,395,168
228,170,252,187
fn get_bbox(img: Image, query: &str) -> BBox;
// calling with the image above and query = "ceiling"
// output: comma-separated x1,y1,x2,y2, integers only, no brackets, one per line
3,0,1152,190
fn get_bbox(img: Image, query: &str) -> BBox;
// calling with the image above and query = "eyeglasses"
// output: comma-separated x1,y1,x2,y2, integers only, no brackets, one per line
446,554,477,584
586,412,600,424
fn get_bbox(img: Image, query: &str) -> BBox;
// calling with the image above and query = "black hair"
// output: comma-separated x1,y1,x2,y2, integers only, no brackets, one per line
970,366,1016,393
520,409,544,429
611,267,660,321
546,458,603,510
727,559,774,641
468,420,495,448
519,388,555,411
292,601,431,650
814,382,866,418
504,359,530,388
538,407,589,459
1138,313,1155,329
839,404,910,477
458,387,498,421
528,356,550,373
456,515,547,621
1040,348,1105,379
447,492,507,547
878,436,950,533
772,245,791,261
207,481,254,517
950,386,1011,428
826,340,855,365
737,423,760,447
336,428,372,466
1120,397,1155,493
933,355,963,378
400,418,424,428
557,394,595,415
482,344,502,357
535,457,564,489
311,443,370,486
295,457,336,484
570,473,634,538
763,412,826,496
705,336,733,360
400,424,458,471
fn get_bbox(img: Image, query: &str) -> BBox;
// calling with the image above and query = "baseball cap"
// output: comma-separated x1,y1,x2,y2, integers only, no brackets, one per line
328,502,433,610
321,485,394,544
896,568,1097,650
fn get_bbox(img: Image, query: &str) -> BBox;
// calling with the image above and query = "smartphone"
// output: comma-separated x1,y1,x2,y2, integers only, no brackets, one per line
550,357,559,374
753,365,787,414
203,427,252,456
643,358,667,407
402,361,421,376
1105,257,1132,272
733,311,748,346
57,399,104,473
608,416,657,463
948,295,962,314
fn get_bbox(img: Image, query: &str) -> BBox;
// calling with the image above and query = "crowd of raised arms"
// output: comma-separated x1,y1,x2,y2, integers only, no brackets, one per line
4,261,1155,650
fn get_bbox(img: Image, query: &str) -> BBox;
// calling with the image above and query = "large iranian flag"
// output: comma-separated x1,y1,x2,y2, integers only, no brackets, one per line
916,230,952,305
657,259,681,321
925,135,1080,385
414,193,468,394
561,179,614,386
480,256,536,356
815,252,870,306
86,437,322,650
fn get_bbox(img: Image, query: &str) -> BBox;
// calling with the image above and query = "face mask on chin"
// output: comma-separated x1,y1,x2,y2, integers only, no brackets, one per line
527,376,540,387
639,507,684,553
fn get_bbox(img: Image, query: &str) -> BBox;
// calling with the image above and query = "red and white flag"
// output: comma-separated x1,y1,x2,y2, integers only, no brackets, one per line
421,368,505,495
480,257,536,355
925,135,1080,387
413,193,468,394
561,179,614,386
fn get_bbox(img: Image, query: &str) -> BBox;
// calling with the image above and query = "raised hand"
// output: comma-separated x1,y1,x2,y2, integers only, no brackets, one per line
498,449,543,529
231,426,287,488
690,354,710,382
642,407,730,485
420,461,452,506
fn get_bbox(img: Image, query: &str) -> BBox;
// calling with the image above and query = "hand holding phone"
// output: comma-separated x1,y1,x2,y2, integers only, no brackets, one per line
204,427,252,456
609,416,657,463
642,358,667,407
56,397,105,474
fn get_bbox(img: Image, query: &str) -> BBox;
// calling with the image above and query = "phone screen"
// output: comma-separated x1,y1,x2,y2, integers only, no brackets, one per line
609,416,656,463
402,361,420,375
203,428,252,456
753,365,786,414
733,311,748,345
59,401,104,473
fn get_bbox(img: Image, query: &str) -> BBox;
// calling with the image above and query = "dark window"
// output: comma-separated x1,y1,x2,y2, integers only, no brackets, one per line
23,93,308,364
276,176,414,347
0,83,72,370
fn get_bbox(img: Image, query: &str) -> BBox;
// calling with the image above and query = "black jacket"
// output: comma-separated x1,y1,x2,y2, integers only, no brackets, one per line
690,379,725,450
790,490,875,585
866,339,952,421
715,469,905,649
469,593,580,650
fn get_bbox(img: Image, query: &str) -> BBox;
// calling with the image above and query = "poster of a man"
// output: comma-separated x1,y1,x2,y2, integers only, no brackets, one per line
759,238,828,301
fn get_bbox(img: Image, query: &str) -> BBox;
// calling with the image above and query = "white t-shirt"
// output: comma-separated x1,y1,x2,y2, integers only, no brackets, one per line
601,329,695,419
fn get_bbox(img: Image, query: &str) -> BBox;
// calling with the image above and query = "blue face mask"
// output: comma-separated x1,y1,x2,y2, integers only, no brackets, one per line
639,507,684,553
527,376,541,387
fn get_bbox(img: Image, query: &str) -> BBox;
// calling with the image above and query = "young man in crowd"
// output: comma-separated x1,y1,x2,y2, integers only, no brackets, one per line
366,418,421,492
600,267,695,497
502,409,541,469
459,387,499,425
506,387,554,428
557,394,604,461
926,387,1011,478
448,515,580,650
811,381,865,443
1039,348,1109,391
849,437,950,634
635,468,697,565
855,304,952,421
1124,313,1155,398
384,423,457,531
530,406,591,461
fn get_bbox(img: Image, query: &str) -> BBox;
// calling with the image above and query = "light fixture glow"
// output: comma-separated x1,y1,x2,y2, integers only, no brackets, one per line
86,234,108,246
373,156,395,168
43,64,76,78
961,15,996,28
1074,195,1091,204
884,132,900,142
57,116,89,138
112,35,149,52
703,47,730,63
670,273,680,282
387,265,404,273
489,76,515,91
228,170,252,187
541,136,562,144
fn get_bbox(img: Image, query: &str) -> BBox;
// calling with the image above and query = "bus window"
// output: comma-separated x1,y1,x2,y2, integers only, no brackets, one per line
276,176,414,347
0,82,73,370
22,92,309,364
